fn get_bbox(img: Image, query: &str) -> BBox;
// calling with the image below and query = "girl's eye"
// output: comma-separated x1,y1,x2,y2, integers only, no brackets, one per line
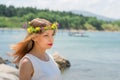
52,34,55,36
44,35,48,37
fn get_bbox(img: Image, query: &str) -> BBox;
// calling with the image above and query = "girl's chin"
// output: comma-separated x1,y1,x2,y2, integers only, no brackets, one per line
46,46,52,49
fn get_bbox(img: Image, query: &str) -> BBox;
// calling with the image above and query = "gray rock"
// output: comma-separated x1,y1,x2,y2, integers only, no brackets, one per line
0,57,6,64
0,64,19,80
0,57,11,64
52,52,71,71
0,72,18,80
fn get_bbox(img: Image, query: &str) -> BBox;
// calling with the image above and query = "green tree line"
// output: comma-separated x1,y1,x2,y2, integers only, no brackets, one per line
0,4,120,31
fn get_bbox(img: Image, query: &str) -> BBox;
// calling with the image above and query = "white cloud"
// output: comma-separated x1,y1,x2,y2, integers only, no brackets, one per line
0,0,120,19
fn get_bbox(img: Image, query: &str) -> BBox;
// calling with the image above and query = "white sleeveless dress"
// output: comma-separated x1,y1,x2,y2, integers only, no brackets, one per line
20,53,62,80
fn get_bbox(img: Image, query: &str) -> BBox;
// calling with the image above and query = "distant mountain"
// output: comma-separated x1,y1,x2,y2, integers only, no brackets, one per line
70,10,116,21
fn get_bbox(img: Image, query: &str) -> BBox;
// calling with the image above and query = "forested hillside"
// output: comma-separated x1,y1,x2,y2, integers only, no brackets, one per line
0,4,120,31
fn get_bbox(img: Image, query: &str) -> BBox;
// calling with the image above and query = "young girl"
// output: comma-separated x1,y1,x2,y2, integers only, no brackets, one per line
11,18,61,80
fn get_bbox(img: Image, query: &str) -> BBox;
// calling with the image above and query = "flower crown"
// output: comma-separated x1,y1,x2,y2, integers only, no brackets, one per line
27,22,58,34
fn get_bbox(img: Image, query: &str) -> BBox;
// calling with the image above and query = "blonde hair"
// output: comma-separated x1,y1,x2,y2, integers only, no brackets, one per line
12,18,53,63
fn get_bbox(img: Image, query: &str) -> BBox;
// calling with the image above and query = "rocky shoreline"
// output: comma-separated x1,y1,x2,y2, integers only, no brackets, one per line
0,53,71,80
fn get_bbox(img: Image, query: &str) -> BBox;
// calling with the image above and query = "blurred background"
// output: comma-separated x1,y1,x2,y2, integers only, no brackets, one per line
0,0,120,80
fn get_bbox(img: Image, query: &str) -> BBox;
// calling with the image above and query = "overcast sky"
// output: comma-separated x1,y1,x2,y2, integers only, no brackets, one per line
0,0,120,19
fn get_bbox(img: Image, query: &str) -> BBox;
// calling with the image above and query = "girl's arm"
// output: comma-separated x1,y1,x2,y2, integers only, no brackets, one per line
19,58,34,80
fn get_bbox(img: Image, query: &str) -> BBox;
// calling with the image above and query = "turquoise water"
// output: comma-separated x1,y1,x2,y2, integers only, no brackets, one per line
0,29,120,80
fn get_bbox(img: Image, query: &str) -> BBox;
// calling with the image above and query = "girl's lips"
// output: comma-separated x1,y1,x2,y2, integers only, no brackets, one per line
48,43,53,46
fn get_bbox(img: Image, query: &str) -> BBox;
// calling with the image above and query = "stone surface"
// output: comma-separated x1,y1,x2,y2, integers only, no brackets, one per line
52,52,71,71
0,57,5,64
0,64,19,80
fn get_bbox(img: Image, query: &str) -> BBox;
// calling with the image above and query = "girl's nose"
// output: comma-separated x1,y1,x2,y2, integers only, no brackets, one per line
49,36,54,42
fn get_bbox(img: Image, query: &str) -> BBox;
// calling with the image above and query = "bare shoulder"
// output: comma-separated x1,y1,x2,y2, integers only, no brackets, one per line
19,57,34,80
20,57,32,67
20,57,33,70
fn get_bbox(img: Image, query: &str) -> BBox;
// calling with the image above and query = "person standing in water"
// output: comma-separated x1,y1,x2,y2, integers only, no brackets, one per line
11,18,61,80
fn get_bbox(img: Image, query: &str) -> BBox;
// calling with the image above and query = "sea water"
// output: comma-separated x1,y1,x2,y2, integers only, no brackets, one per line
0,29,120,80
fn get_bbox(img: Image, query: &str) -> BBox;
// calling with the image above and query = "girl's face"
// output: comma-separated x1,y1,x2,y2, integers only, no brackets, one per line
35,30,55,50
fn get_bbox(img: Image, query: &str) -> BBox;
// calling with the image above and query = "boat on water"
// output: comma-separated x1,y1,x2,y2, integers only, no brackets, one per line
68,31,89,37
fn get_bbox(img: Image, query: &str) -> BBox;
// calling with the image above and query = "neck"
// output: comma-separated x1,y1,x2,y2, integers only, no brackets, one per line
29,46,49,61
30,43,46,56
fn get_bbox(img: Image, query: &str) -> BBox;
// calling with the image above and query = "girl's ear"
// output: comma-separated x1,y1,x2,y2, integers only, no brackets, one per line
32,34,38,42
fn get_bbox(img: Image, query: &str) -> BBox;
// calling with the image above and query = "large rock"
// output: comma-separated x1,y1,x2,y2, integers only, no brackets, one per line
0,57,11,64
52,53,71,71
0,57,6,64
0,64,19,80
0,72,18,80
